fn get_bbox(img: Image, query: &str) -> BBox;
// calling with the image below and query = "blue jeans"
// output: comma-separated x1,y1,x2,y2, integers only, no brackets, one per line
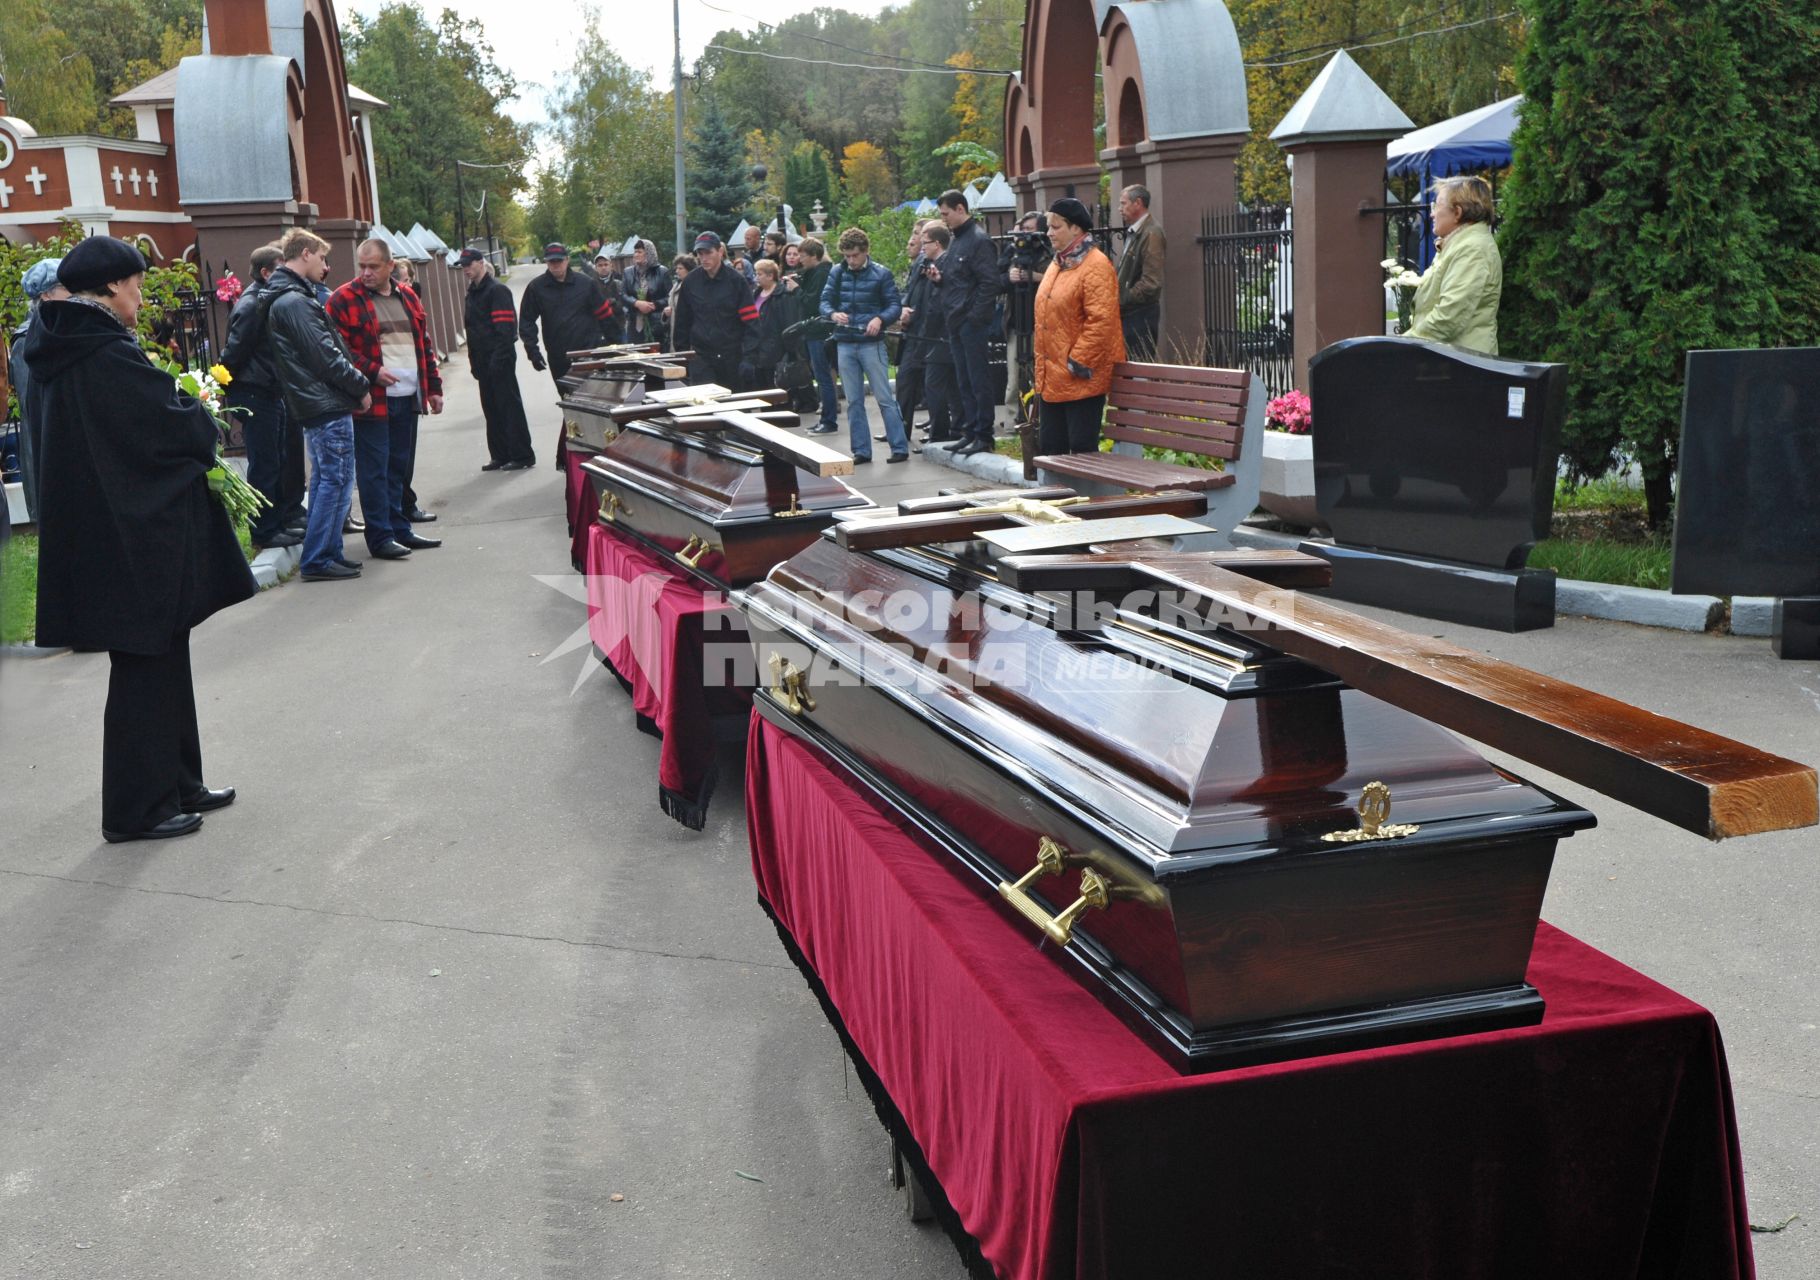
300,412,355,573
836,340,907,459
807,336,839,428
353,399,418,549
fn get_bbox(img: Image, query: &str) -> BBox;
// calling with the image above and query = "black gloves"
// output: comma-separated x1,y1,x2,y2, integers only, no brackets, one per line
738,362,756,387
526,347,546,372
1067,358,1093,380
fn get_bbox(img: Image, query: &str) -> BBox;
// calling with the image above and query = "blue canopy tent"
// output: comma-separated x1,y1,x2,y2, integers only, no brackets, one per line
1385,95,1521,266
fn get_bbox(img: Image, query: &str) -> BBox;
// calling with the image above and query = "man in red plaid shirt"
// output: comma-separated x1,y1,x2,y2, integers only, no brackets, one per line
328,238,446,558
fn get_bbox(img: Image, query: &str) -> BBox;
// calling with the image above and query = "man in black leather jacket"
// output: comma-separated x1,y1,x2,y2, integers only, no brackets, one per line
219,244,300,549
264,228,372,582
931,189,1004,455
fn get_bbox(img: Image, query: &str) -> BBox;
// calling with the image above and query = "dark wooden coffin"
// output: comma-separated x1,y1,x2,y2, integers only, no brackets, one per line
580,416,870,591
558,358,687,454
735,498,1813,1069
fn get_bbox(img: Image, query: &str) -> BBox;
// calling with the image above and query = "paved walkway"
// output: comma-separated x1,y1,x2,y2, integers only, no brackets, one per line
1,294,1814,1276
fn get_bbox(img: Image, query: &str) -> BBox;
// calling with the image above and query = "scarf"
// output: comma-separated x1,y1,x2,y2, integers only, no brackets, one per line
1054,233,1092,271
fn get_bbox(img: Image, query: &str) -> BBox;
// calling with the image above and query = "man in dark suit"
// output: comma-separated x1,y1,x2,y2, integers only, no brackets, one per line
1117,184,1166,361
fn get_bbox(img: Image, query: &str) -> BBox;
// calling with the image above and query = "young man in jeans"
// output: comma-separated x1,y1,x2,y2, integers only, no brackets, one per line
818,227,910,464
263,229,372,581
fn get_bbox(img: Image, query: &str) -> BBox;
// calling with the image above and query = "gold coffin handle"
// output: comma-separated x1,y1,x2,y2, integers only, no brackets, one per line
767,652,815,715
599,491,629,522
564,418,581,439
997,836,1111,947
677,534,713,568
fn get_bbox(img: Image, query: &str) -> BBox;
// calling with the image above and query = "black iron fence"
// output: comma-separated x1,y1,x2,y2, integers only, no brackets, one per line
1197,204,1293,396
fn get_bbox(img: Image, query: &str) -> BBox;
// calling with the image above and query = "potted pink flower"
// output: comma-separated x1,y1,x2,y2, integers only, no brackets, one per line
1259,389,1317,526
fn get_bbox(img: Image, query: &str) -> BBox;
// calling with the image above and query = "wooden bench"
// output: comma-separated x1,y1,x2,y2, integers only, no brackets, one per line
1031,361,1264,539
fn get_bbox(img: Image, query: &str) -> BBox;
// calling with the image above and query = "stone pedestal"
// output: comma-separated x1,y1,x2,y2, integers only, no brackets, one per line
1280,141,1398,390
184,197,307,339
1024,163,1103,217
1125,131,1244,362
314,217,370,284
1772,598,1820,660
1303,540,1558,633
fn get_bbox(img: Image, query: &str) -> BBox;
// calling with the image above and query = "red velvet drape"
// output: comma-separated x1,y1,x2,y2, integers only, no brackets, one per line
746,712,1755,1280
582,522,749,827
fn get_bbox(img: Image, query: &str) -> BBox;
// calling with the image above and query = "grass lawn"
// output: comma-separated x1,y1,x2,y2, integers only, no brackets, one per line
0,523,257,648
1,532,37,646
1535,474,1673,590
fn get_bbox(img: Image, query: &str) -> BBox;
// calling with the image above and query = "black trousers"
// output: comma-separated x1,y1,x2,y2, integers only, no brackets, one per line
921,361,956,439
688,347,743,394
1123,304,1160,362
548,355,573,469
1037,394,1106,456
231,384,290,542
476,356,534,465
895,363,925,425
104,635,203,833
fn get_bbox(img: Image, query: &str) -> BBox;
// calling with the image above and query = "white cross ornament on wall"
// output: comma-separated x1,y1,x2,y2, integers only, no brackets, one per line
25,166,47,197
146,170,158,197
0,180,12,209
128,168,142,196
110,166,125,194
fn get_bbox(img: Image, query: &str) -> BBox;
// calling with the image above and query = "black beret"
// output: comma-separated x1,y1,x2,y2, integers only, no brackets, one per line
1049,198,1093,233
58,236,148,292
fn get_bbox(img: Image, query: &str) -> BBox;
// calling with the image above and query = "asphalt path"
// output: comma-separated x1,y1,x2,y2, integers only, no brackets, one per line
1,285,1814,1276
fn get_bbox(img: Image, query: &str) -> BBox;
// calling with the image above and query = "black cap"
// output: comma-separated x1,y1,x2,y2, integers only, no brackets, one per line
693,231,723,251
1048,198,1093,233
543,242,569,261
456,248,486,267
58,236,148,292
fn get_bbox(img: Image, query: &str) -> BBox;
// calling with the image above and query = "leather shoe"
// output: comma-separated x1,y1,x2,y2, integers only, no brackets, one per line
303,561,361,581
886,452,908,464
343,516,366,534
182,786,236,812
481,460,506,471
807,424,838,435
103,812,204,844
370,540,413,559
398,532,441,550
499,459,532,471
408,508,437,523
852,455,873,464
255,531,301,549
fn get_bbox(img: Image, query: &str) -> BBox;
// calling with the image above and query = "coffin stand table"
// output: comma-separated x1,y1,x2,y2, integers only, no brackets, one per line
744,713,1755,1280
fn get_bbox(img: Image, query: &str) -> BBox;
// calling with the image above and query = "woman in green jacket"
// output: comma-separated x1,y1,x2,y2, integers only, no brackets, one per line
1406,175,1501,355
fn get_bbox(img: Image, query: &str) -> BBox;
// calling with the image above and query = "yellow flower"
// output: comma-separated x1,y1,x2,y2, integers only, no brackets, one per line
210,363,233,386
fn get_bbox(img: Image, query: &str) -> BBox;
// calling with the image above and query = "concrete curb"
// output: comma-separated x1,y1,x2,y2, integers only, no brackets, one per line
920,441,1035,489
0,644,71,659
1730,597,1776,638
251,543,302,589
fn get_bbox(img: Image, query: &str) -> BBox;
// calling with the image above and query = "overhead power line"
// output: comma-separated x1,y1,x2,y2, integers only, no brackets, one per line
1246,11,1520,69
702,44,1016,79
694,0,1017,75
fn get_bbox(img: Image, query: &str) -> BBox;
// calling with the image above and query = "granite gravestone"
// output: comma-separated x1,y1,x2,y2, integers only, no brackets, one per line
1672,347,1820,660
1302,337,1567,631
1673,348,1820,598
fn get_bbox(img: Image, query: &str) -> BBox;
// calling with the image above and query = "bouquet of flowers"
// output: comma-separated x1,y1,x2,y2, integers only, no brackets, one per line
1265,389,1312,435
1382,257,1421,334
153,357,269,526
214,272,244,304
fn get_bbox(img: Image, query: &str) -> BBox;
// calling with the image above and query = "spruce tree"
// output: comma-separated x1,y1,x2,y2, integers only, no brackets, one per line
1500,0,1776,526
687,97,754,238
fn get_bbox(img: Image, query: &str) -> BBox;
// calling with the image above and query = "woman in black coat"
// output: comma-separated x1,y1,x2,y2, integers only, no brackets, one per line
27,237,256,843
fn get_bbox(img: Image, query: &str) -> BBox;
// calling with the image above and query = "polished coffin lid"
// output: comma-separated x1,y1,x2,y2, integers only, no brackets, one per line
558,360,684,450
741,529,1592,864
581,414,870,590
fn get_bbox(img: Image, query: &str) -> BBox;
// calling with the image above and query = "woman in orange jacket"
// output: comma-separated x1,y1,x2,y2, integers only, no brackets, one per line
1032,197,1125,454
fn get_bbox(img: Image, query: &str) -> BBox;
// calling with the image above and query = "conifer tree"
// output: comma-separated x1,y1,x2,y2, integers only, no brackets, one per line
687,97,754,238
1499,0,1776,526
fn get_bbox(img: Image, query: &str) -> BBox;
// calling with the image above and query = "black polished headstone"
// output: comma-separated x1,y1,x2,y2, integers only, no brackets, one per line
1773,598,1820,660
1310,337,1566,569
1672,347,1820,598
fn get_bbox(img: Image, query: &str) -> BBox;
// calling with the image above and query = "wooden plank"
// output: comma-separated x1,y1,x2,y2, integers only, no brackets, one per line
980,515,1211,555
835,492,1212,552
1104,423,1242,461
1107,391,1246,422
1111,377,1247,405
1106,407,1244,444
1002,556,1818,840
670,398,777,417
993,546,1334,591
1035,454,1236,492
714,409,854,477
897,487,1083,515
1114,361,1250,389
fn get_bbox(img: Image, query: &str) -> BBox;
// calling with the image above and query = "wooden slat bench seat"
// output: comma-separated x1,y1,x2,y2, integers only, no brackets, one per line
1032,361,1265,537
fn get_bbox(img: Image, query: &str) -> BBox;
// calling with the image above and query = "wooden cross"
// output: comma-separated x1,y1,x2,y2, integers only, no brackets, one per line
995,549,1818,841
